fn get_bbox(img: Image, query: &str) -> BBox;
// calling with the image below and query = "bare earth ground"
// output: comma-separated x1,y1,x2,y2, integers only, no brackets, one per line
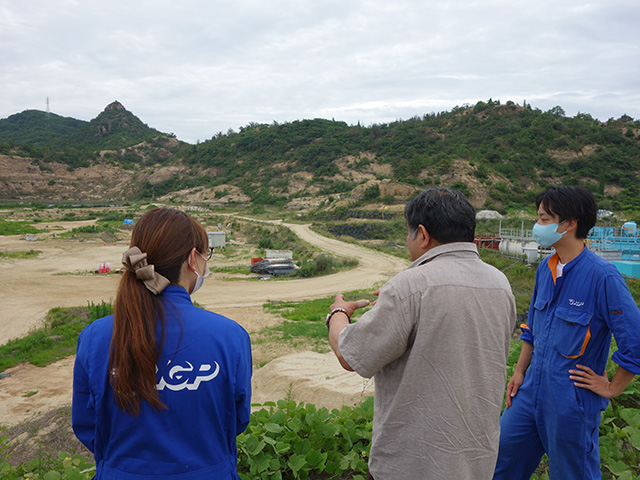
0,220,407,429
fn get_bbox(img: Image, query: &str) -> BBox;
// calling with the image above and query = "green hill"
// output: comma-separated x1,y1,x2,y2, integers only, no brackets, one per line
0,99,639,212
0,110,86,147
178,100,640,211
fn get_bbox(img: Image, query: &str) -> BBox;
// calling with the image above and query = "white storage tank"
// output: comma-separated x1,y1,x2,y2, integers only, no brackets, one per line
499,239,538,256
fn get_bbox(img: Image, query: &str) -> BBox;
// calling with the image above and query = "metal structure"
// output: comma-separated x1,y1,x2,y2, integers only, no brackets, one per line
498,220,545,263
588,222,640,261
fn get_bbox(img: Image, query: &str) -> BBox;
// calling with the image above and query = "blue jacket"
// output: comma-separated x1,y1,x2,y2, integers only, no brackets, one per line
521,247,640,412
72,285,252,480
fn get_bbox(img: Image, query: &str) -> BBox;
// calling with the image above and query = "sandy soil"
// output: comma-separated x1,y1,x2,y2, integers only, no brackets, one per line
0,220,407,427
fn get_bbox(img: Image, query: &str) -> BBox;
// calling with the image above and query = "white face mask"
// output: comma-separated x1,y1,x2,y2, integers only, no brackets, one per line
189,251,210,294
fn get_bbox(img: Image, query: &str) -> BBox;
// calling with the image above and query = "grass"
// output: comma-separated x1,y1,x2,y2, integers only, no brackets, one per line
0,220,39,236
259,290,378,353
209,265,252,275
0,302,112,372
0,250,41,259
264,290,377,323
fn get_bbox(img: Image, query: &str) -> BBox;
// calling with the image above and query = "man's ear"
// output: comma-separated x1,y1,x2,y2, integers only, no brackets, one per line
417,224,430,249
564,218,578,233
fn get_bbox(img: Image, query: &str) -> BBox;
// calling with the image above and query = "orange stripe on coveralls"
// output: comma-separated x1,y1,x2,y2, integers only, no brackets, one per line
561,325,592,359
548,253,560,285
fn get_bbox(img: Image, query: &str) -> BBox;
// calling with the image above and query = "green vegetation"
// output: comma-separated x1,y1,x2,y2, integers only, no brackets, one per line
261,290,375,352
0,302,112,371
294,255,359,278
1,399,373,480
180,101,640,211
234,221,315,262
0,101,174,171
0,249,41,259
0,220,39,236
3,100,640,211
479,248,537,315
237,398,372,480
0,110,86,147
230,219,361,278
0,451,96,480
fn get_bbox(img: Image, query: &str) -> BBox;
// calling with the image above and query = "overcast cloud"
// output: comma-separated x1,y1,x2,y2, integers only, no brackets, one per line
1,0,639,143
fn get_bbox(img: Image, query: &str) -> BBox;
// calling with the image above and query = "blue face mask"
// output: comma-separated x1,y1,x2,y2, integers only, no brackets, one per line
532,221,566,248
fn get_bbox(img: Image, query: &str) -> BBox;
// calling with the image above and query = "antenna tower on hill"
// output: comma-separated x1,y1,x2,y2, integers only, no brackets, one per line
46,97,50,119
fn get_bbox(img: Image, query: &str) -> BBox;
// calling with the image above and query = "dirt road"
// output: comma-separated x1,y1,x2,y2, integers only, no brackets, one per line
0,220,407,426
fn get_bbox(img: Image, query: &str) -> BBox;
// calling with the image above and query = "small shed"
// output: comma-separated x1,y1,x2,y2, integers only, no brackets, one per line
208,231,226,249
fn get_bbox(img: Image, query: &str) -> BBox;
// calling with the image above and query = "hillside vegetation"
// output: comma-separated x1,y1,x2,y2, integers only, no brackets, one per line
1,100,639,212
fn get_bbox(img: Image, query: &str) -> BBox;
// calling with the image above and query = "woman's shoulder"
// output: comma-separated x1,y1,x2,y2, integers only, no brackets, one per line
76,315,114,358
180,306,249,337
79,314,114,339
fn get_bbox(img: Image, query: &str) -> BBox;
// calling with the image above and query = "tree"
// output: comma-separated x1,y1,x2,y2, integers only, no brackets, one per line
547,106,566,117
362,184,381,201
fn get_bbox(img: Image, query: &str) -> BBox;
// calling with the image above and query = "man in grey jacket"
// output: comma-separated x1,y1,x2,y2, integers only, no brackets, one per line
328,187,516,480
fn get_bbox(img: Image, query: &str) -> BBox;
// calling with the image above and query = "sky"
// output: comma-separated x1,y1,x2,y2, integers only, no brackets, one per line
1,0,639,144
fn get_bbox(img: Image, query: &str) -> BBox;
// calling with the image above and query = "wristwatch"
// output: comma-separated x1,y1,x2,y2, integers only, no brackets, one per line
326,308,350,329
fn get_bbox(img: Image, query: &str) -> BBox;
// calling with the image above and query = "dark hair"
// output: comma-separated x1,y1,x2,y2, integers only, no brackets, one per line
535,186,597,239
404,187,476,243
110,208,208,415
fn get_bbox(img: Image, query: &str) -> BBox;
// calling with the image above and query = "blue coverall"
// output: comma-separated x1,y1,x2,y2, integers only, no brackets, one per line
72,285,253,479
493,248,640,479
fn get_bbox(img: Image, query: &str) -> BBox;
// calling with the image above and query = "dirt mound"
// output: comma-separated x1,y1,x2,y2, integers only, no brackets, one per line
251,352,374,411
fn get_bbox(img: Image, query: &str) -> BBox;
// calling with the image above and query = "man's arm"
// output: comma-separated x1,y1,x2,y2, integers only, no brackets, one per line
327,294,370,371
328,310,353,371
505,341,533,408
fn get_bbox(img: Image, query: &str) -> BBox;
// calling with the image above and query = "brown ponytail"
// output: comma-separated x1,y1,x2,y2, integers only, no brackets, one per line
109,208,208,415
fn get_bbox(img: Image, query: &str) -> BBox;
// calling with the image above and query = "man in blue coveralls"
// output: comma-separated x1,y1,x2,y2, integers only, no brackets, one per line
493,186,640,479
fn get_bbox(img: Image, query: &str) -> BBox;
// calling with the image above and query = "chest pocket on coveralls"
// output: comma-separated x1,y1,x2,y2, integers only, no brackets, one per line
553,306,592,358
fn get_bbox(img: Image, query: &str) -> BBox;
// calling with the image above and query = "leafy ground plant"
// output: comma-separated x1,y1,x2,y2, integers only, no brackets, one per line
0,452,95,480
237,397,373,480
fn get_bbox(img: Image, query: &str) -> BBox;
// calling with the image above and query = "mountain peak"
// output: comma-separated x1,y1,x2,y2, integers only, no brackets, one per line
104,101,126,112
87,101,160,146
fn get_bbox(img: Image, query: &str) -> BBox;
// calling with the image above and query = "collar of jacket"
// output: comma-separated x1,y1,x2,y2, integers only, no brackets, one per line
161,284,194,305
547,244,590,278
408,242,479,269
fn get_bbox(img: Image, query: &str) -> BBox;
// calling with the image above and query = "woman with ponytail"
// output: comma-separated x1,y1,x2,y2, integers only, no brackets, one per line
72,208,252,480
